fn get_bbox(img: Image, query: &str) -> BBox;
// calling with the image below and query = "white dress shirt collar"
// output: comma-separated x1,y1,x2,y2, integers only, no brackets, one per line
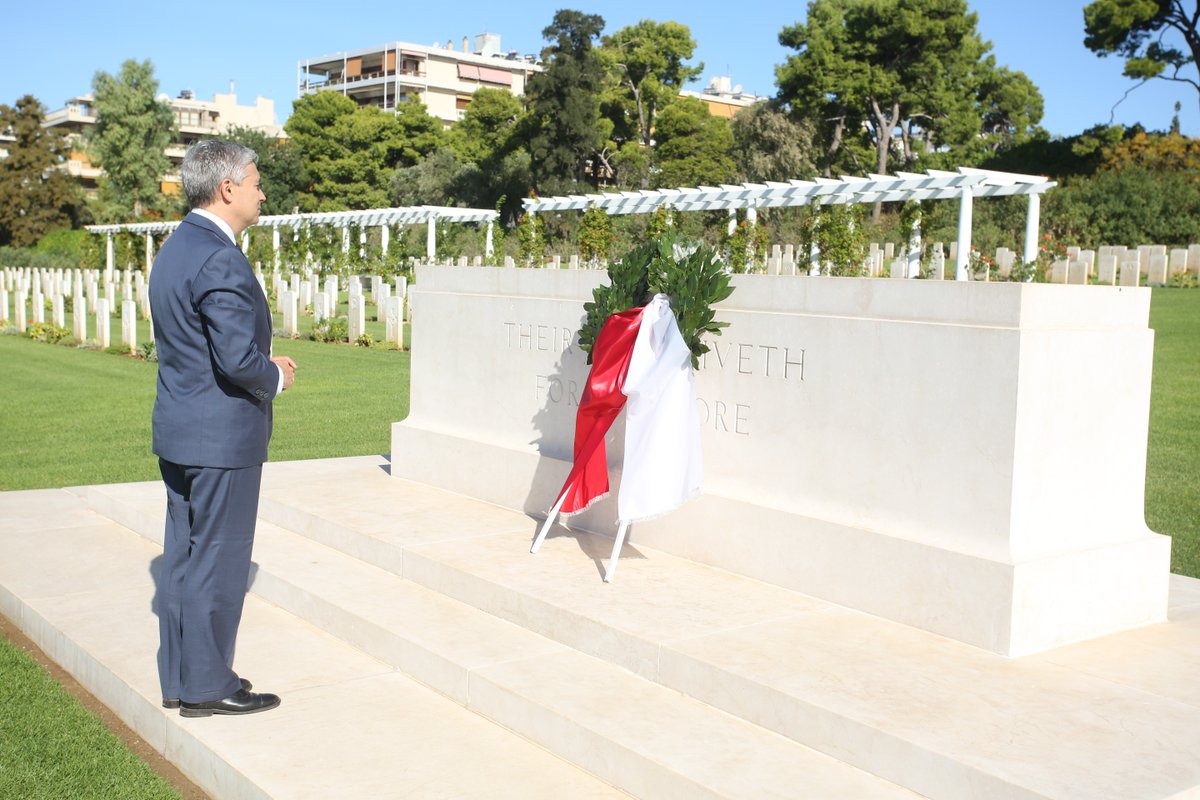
191,208,237,245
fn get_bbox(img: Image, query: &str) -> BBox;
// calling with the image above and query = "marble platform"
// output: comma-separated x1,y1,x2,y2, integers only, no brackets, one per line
2,455,1199,799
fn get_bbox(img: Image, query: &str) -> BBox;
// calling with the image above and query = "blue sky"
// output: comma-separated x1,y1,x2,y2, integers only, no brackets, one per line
5,1,1196,138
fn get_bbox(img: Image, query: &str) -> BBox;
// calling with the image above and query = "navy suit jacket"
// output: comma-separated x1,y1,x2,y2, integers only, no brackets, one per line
149,212,278,468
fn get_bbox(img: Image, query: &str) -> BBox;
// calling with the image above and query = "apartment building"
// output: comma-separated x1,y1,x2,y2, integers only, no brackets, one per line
298,33,541,125
680,76,768,119
42,88,283,195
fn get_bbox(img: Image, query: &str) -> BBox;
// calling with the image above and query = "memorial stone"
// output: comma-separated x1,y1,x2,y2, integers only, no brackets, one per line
31,283,44,324
86,279,97,313
282,291,298,336
884,242,894,260
122,300,136,349
1188,244,1200,275
1148,255,1168,287
300,280,312,310
385,296,403,348
0,289,7,323
313,292,328,324
52,293,65,327
1120,256,1140,287
15,292,27,331
889,259,904,279
1097,255,1118,285
996,248,1014,279
377,284,391,322
1050,259,1069,283
569,255,579,269
1169,249,1188,277
1068,260,1088,285
1138,245,1152,275
393,266,1168,657
96,299,110,348
348,293,365,341
504,256,515,268
72,286,87,341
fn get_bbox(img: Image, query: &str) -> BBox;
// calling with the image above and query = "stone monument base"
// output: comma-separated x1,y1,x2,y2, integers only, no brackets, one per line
392,267,1170,657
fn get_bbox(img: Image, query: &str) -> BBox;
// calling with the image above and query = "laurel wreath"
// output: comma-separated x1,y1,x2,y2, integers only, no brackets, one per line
578,232,734,370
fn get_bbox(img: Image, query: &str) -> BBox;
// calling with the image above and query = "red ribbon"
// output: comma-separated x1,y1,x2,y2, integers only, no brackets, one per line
558,305,646,514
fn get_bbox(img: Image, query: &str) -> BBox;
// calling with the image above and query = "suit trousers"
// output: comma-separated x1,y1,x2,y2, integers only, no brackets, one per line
157,458,262,703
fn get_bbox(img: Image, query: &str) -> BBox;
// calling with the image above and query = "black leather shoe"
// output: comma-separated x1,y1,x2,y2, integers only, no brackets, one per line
179,687,280,717
163,678,252,709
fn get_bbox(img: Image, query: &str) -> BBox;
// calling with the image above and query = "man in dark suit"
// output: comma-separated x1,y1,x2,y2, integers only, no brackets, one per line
149,140,296,717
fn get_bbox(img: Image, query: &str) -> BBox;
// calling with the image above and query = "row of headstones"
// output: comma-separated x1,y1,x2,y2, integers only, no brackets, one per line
269,270,410,347
1046,244,1200,286
0,266,148,349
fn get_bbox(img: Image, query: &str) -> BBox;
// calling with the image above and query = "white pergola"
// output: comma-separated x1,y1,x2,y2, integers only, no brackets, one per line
87,205,499,273
521,168,1056,280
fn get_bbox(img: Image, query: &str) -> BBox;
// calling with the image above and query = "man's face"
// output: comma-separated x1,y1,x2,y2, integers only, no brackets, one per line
228,163,265,232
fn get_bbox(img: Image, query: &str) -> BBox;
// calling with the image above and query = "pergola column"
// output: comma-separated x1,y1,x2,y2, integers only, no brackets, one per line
426,217,436,260
485,221,494,258
727,208,737,237
272,226,281,270
341,225,350,253
955,186,974,281
381,224,390,255
144,232,154,273
1023,193,1041,268
105,233,114,279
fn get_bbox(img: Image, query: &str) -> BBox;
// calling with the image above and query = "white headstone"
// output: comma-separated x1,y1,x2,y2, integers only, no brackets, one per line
1068,260,1089,285
1169,249,1188,277
121,299,137,349
1119,256,1140,287
929,245,945,281
32,283,44,324
385,296,403,348
348,292,365,341
1050,259,1069,283
313,292,328,324
377,284,391,321
15,292,27,332
282,291,298,336
0,289,8,324
1097,255,1118,286
1148,255,1168,287
300,280,312,310
1188,244,1200,276
52,293,65,327
96,298,110,348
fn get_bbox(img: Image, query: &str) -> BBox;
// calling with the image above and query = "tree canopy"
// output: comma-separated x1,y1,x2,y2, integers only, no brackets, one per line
602,19,703,147
522,9,610,194
285,92,442,210
0,96,83,246
89,59,175,219
651,97,736,188
775,0,1041,181
1084,0,1200,110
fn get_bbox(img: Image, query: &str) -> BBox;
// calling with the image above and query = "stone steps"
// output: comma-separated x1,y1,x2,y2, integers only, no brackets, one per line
70,456,1200,800
0,491,625,800
4,472,912,796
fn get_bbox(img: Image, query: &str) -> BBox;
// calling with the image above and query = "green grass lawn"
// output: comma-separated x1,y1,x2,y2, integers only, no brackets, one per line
1146,289,1200,575
0,631,179,800
0,323,408,490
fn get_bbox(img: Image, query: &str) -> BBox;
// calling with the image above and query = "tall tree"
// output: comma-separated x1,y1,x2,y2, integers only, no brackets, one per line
286,93,441,210
446,87,524,165
776,0,990,180
1084,0,1200,111
522,9,610,194
730,102,818,182
89,59,175,218
602,20,703,148
652,97,736,188
221,126,307,215
0,95,83,246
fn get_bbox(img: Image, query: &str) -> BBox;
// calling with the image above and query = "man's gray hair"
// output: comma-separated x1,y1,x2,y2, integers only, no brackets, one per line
181,140,258,210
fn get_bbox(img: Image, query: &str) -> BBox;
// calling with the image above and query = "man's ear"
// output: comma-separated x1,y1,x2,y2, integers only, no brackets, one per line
218,178,234,203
